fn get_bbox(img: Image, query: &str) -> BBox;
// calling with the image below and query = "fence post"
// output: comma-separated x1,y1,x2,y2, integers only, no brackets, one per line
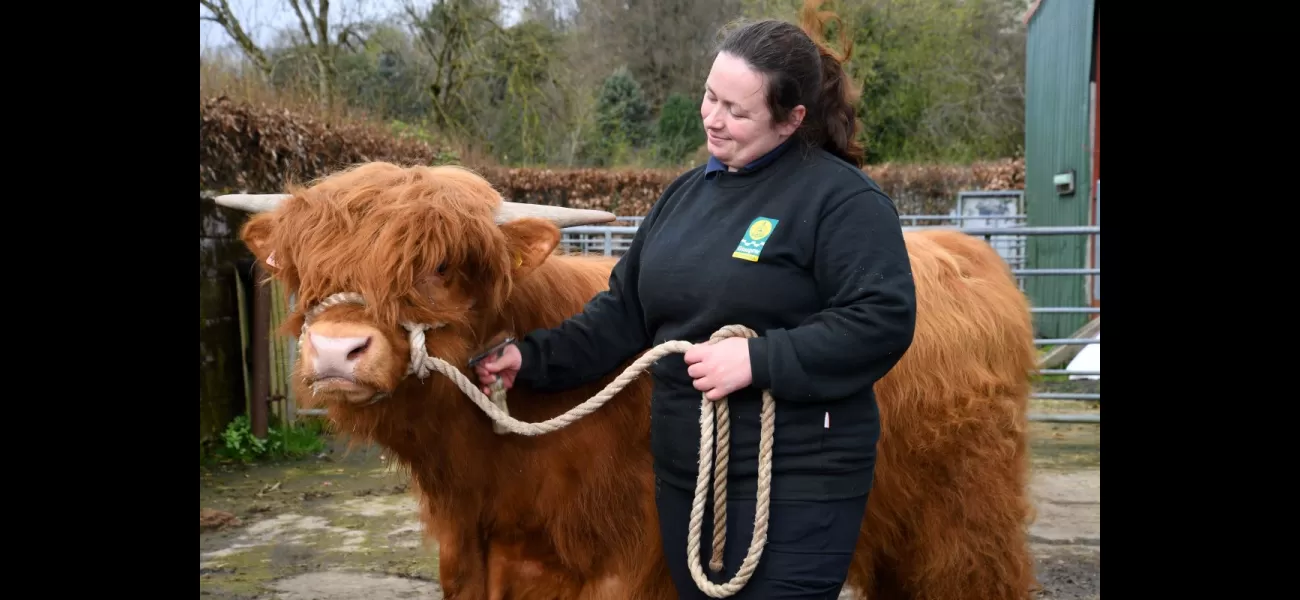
250,263,271,439
286,292,298,423
1093,180,1100,303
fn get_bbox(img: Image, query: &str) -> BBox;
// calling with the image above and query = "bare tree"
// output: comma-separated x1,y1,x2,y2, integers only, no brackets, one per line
569,0,743,107
403,0,503,132
287,0,366,111
200,0,364,111
200,0,274,77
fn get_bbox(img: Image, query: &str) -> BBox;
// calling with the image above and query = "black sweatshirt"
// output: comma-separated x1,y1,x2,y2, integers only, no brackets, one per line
515,142,917,501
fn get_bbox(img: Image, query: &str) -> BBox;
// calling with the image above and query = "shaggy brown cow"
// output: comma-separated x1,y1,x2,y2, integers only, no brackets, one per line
217,161,1037,600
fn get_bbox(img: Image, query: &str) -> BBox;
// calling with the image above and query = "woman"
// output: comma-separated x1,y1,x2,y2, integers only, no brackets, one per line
474,3,917,597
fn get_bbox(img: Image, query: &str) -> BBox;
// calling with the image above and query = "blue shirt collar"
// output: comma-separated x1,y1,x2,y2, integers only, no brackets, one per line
704,138,794,179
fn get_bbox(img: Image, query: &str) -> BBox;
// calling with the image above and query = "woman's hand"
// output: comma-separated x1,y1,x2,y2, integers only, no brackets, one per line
684,337,753,401
474,344,522,395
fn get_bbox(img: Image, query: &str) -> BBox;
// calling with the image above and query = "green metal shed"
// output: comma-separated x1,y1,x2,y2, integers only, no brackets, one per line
1022,0,1100,339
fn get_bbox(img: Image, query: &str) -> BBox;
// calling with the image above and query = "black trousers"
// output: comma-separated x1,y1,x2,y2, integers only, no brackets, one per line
655,476,869,599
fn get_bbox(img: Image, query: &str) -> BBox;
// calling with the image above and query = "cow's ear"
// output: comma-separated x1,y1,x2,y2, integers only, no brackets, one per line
239,213,280,271
499,217,561,280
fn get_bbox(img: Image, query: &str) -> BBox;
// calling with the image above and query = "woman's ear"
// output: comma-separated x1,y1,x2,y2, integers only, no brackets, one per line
777,104,806,137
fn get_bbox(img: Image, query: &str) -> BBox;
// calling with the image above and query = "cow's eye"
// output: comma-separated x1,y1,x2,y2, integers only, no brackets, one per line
437,261,448,275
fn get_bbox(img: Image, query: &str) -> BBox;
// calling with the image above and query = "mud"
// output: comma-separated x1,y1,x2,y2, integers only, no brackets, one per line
200,419,1099,599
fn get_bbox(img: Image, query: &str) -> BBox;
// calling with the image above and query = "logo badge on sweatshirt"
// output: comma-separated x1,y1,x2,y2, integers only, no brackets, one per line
732,217,779,262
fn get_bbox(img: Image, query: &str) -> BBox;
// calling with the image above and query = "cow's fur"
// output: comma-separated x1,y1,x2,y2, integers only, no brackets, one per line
238,161,1037,600
845,229,1039,599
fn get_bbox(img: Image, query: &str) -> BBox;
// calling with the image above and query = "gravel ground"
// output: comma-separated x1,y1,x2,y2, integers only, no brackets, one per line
200,421,1099,599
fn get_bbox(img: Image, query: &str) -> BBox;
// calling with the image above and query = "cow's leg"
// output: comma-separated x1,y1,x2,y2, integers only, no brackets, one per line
484,536,585,599
901,514,1036,600
893,460,1036,600
428,519,489,600
843,536,909,600
575,574,627,599
842,531,877,600
609,530,680,600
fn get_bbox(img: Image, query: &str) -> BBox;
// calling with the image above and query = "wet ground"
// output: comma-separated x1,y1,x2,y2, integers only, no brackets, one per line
200,411,1099,600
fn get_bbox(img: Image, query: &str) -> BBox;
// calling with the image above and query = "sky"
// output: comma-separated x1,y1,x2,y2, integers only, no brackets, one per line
200,0,526,53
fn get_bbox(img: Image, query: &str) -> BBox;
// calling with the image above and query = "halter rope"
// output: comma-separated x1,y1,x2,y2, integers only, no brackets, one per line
301,291,774,598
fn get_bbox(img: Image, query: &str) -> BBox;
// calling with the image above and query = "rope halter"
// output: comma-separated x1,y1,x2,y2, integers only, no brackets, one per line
297,292,441,377
297,291,511,428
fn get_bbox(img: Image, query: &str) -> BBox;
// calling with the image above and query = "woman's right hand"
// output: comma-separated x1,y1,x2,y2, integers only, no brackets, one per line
474,344,522,395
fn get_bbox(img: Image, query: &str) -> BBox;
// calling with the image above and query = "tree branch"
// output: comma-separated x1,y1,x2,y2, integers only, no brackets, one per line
199,0,273,77
288,0,318,48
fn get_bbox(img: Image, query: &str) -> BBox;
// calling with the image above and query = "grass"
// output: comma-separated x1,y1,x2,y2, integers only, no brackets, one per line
202,414,330,467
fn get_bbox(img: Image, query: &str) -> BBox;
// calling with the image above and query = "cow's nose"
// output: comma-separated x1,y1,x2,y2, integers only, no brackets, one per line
309,332,372,378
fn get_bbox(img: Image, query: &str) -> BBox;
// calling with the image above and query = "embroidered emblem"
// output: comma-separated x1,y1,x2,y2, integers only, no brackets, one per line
732,217,779,262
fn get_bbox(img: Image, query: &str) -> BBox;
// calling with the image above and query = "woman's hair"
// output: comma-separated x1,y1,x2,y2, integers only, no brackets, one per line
715,0,863,167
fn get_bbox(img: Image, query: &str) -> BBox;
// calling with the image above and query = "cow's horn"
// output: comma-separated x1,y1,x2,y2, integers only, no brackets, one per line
213,193,292,213
495,201,617,228
212,193,616,228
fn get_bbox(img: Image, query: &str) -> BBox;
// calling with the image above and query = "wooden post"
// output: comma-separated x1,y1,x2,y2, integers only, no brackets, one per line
286,318,298,423
200,193,257,446
250,263,271,439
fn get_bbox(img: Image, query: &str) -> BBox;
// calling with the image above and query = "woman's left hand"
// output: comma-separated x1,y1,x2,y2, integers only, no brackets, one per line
684,337,753,401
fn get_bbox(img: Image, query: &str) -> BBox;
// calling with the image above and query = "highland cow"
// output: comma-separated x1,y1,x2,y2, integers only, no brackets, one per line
217,161,1037,600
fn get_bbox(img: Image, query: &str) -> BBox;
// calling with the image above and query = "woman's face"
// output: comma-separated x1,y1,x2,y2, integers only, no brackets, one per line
700,52,804,169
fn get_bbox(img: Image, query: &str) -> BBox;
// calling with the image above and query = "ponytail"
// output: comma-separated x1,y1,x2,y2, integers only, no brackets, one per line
799,0,864,167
